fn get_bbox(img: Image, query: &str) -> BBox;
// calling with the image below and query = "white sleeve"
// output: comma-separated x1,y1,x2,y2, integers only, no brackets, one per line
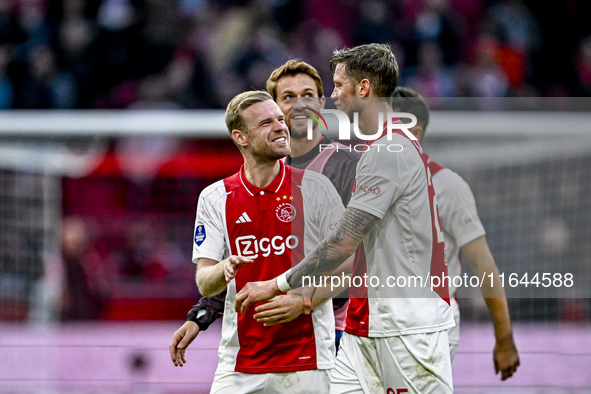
301,171,345,240
317,177,346,239
192,183,227,263
435,170,486,248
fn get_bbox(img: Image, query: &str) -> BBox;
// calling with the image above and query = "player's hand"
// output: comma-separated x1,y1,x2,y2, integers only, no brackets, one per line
235,279,280,314
223,255,254,282
169,321,200,367
493,334,520,380
253,293,312,327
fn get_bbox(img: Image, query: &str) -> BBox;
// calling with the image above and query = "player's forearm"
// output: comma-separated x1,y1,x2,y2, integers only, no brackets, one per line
301,257,353,301
474,268,515,342
483,297,514,341
462,237,514,340
287,239,350,289
287,208,377,289
196,260,227,297
463,237,507,299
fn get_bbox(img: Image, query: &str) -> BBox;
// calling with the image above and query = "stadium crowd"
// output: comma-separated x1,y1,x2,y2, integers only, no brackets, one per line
0,0,590,111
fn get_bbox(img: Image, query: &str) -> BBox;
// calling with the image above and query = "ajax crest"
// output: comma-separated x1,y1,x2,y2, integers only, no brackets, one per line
276,202,296,223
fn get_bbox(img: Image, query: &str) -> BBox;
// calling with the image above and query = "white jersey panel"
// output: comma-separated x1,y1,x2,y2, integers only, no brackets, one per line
300,169,343,368
347,133,454,337
432,168,486,296
300,170,345,254
217,280,239,372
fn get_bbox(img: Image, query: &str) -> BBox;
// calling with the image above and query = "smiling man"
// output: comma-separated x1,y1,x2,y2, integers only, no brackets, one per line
170,61,359,362
180,90,345,393
268,60,359,206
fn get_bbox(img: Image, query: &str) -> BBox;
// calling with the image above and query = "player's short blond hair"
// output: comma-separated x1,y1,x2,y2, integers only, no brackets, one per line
225,90,274,134
266,60,324,100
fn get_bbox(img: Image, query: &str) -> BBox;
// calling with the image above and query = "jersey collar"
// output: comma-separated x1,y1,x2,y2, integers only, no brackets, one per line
238,160,288,197
287,135,331,167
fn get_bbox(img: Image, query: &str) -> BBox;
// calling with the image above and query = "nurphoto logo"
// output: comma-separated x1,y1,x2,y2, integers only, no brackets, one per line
305,108,418,142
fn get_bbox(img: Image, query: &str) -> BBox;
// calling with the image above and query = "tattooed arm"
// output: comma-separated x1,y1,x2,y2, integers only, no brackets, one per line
288,207,379,288
235,207,380,313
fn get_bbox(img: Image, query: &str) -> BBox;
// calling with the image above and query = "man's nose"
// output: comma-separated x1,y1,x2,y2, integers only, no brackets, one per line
293,97,305,109
273,118,286,131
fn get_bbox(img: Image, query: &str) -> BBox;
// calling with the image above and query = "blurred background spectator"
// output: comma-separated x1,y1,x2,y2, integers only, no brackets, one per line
58,215,107,320
0,0,589,110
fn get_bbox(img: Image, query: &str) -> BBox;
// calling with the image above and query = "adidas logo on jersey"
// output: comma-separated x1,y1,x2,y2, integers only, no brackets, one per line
236,212,252,224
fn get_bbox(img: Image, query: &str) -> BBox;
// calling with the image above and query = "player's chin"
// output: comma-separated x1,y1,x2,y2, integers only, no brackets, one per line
268,148,290,160
289,126,308,140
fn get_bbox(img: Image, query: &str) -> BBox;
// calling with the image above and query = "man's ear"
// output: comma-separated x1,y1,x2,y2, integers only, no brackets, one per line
358,79,371,97
232,129,248,148
409,125,424,144
319,96,326,109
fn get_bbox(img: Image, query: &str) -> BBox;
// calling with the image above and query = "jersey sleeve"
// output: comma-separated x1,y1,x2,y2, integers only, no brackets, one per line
302,171,346,239
317,174,346,239
435,170,486,248
346,147,407,219
192,183,227,263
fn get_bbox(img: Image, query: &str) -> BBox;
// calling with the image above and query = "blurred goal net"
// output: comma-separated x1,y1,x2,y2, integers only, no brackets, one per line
0,101,590,323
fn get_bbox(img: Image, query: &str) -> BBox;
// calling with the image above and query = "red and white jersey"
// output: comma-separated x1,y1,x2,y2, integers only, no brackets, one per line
428,158,486,297
192,161,344,373
345,129,455,338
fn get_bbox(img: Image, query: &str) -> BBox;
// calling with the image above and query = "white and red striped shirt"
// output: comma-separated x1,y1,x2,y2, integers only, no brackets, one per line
192,161,343,373
344,128,455,337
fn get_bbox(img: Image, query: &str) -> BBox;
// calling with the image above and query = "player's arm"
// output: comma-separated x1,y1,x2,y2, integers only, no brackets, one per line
287,207,375,287
235,207,378,313
196,255,254,297
461,236,520,380
253,257,354,326
169,321,199,367
169,292,226,366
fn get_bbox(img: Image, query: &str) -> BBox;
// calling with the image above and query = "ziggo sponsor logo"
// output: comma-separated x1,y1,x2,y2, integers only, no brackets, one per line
235,235,299,258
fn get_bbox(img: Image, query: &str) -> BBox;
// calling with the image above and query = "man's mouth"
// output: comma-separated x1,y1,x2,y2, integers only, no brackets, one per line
272,136,287,142
292,114,309,120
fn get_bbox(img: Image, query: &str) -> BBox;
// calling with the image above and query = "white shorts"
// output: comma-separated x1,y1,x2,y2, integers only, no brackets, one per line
210,368,330,394
447,297,460,362
330,331,453,394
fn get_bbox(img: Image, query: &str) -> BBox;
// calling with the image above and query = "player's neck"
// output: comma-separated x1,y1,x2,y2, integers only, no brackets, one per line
242,158,282,189
290,128,323,158
358,100,392,136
